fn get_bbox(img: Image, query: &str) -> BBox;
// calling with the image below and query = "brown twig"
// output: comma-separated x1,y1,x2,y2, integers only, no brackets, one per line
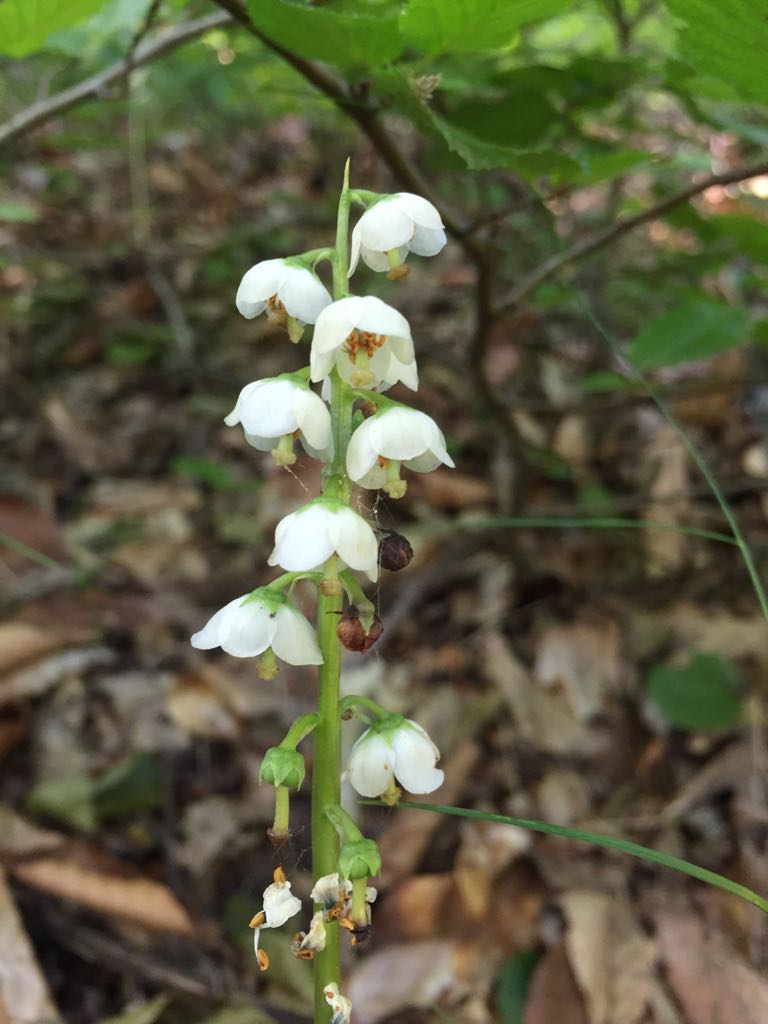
0,11,232,148
496,160,768,313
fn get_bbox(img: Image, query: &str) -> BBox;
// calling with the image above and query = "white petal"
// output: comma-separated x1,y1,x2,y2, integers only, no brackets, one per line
235,259,287,319
292,388,332,450
277,266,332,324
224,380,264,427
404,450,444,473
324,983,352,1024
191,596,243,649
356,296,411,341
331,508,379,577
269,504,335,572
311,872,350,906
409,224,447,257
357,199,415,252
271,604,323,665
394,193,444,231
236,379,302,438
263,882,302,927
346,419,380,483
243,432,277,451
312,297,364,355
360,243,408,272
310,344,336,383
378,351,419,392
370,408,438,462
218,597,277,658
346,731,394,798
391,721,444,794
349,222,363,276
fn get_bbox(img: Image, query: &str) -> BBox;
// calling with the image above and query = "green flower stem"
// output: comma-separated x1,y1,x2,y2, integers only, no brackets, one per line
264,571,323,593
281,713,320,750
339,694,390,720
272,785,290,835
325,803,365,843
312,160,356,1023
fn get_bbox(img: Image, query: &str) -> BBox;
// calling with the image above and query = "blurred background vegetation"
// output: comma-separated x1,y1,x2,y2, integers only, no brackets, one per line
2,2,768,1023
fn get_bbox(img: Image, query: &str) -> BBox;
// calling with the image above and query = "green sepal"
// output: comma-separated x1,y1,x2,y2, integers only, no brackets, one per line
259,747,305,790
338,837,382,880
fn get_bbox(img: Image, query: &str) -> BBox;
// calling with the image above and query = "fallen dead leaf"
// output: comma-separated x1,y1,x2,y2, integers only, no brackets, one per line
4,826,197,937
655,908,768,1024
534,617,626,721
641,422,690,576
561,889,656,1024
0,645,115,709
0,866,61,1024
524,944,588,1024
347,939,492,1024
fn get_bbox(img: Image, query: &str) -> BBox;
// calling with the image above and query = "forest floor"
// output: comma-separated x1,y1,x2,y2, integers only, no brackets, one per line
3,117,768,1024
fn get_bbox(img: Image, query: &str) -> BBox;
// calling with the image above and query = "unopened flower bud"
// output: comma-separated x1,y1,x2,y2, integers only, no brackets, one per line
378,531,413,571
260,747,305,790
338,837,382,880
336,606,383,653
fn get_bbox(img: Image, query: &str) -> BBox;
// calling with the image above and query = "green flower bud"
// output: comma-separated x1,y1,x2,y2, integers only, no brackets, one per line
338,838,382,881
260,747,305,790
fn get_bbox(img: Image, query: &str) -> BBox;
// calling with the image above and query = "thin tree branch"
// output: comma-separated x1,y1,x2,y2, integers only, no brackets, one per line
496,160,768,313
0,12,232,148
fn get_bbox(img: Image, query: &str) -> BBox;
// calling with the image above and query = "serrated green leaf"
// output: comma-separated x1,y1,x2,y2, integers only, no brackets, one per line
431,113,578,177
662,0,768,102
400,0,573,55
647,653,742,731
0,0,107,57
246,0,402,67
627,297,749,370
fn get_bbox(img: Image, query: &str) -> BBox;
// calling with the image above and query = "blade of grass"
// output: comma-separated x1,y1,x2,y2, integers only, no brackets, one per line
368,800,768,914
428,516,737,546
0,530,64,570
581,302,768,621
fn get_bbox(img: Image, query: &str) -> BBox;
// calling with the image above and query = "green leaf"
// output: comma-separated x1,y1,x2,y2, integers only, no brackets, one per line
662,0,768,102
27,754,162,832
246,0,402,67
400,0,573,55
431,113,577,176
0,202,39,223
497,951,540,1024
374,801,768,914
709,215,768,264
0,0,107,57
647,653,742,731
627,297,749,370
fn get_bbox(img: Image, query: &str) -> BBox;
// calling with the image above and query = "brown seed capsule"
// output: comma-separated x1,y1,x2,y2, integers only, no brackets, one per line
378,531,414,571
336,607,383,653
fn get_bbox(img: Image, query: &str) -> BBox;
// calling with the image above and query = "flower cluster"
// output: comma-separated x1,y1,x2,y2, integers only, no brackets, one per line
191,171,451,1023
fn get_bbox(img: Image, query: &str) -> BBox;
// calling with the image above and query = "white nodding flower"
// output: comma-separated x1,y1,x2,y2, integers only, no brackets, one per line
250,867,302,971
350,192,446,275
225,375,333,464
347,404,454,497
345,715,444,799
191,588,322,666
324,983,352,1024
310,296,418,391
236,258,331,341
268,498,379,583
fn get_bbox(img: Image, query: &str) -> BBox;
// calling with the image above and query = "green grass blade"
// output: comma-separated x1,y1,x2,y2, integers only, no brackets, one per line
429,516,737,546
372,800,768,914
581,302,768,621
0,529,64,569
